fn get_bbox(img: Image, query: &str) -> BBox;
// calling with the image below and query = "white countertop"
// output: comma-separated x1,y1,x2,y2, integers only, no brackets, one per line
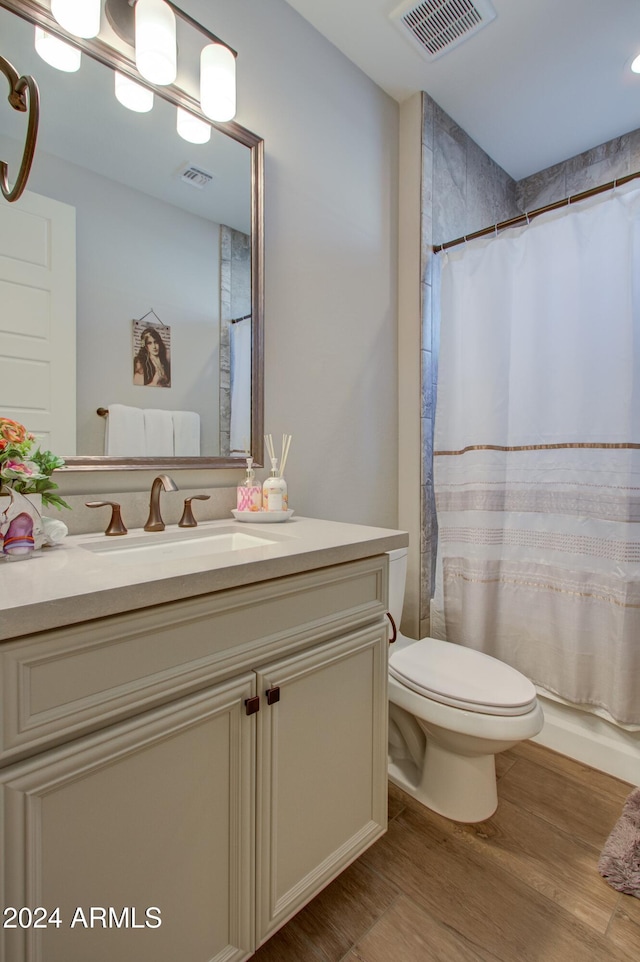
0,516,408,642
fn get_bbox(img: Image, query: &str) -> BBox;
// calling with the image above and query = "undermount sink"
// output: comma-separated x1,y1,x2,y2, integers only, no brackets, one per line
80,525,281,564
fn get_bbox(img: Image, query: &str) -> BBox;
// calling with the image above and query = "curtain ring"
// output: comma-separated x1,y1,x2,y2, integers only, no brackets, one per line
525,211,530,225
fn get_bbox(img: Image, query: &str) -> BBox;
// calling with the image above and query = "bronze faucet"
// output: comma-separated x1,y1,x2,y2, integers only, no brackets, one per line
144,475,178,532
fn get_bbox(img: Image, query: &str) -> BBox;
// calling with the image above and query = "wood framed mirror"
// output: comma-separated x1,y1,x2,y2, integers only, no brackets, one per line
0,0,264,470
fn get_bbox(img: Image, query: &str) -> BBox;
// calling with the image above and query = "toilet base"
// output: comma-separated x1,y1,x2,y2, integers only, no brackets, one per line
388,739,499,823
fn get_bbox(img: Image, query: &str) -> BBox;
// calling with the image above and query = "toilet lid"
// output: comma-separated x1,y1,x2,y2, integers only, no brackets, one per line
389,638,537,716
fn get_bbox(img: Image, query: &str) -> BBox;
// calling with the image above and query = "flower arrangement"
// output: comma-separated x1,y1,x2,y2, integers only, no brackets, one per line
0,417,69,510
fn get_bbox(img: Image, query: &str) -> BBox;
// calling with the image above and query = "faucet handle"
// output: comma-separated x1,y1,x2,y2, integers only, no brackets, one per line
178,495,211,528
85,501,128,536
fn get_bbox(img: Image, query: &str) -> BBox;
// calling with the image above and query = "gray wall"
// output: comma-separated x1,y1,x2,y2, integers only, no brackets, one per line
54,0,400,531
13,143,222,458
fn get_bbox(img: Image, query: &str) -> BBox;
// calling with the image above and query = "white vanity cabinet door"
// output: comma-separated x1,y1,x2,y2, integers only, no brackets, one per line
0,675,256,962
254,623,388,945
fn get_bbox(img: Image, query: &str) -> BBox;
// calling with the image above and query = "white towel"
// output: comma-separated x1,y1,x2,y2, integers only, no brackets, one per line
143,409,174,456
105,404,146,456
172,411,200,456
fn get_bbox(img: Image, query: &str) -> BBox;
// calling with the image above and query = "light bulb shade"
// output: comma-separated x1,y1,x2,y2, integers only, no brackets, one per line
115,72,154,113
135,0,177,86
200,43,236,122
51,0,101,39
34,27,81,72
176,107,211,144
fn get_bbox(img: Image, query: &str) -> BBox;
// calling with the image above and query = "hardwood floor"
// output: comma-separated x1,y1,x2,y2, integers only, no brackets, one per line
249,741,640,962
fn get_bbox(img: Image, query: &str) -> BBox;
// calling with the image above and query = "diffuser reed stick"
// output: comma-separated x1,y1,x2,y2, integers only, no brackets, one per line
264,433,276,463
280,434,292,477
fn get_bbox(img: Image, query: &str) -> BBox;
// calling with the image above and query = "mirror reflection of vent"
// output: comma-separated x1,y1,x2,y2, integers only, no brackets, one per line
390,0,497,61
179,164,214,189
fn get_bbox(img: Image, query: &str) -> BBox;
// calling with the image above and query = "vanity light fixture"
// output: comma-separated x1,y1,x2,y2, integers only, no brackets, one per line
51,0,101,39
176,106,211,144
114,71,154,112
37,0,238,127
631,53,640,74
34,27,81,72
134,0,177,86
200,43,236,123
104,0,238,123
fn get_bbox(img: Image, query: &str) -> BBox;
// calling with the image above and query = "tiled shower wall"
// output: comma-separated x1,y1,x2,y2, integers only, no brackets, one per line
517,130,640,211
219,225,251,456
419,92,640,634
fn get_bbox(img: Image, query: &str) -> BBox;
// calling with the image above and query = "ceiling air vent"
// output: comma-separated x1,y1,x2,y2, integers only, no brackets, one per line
390,0,497,61
179,164,214,189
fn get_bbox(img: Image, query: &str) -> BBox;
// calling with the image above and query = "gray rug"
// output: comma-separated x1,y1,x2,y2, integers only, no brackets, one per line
598,787,640,897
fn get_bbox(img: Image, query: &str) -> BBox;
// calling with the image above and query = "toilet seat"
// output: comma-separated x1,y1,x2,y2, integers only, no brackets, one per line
389,638,537,716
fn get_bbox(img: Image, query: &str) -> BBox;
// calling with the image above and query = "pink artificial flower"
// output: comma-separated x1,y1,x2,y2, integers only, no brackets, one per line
1,459,36,479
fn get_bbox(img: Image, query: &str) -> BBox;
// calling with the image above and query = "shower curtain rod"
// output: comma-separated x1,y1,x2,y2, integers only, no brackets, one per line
433,168,640,253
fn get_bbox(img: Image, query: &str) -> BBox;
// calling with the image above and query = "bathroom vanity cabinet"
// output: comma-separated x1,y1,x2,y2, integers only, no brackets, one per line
0,551,392,962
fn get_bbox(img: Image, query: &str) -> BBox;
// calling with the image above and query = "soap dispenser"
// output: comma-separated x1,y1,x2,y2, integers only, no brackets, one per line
262,458,288,512
237,457,262,512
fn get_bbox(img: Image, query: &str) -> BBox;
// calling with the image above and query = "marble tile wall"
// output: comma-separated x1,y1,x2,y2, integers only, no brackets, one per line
517,129,640,211
419,97,640,635
219,226,233,458
219,226,252,457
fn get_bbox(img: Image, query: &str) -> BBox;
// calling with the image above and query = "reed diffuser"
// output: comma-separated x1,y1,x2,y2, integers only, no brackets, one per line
263,433,292,512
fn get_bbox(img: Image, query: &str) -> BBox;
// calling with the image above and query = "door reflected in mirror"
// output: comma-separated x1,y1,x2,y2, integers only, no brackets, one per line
0,0,264,469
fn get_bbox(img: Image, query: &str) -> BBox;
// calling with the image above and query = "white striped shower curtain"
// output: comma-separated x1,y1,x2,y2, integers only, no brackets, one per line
432,184,640,727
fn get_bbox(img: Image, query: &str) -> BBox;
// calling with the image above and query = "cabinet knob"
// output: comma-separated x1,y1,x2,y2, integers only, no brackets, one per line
245,696,260,716
266,686,280,705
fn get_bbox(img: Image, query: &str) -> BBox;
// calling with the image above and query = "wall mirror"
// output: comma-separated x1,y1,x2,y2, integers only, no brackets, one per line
0,0,264,470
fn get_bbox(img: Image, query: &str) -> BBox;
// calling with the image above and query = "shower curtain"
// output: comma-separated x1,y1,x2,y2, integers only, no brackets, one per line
432,184,640,728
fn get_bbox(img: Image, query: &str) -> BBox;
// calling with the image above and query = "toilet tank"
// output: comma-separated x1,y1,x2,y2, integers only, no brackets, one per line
386,547,408,628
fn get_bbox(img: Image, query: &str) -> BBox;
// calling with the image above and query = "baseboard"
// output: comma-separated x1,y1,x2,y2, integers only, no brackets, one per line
532,694,639,786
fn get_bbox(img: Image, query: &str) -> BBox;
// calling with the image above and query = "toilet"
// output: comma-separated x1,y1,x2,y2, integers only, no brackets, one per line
386,548,544,823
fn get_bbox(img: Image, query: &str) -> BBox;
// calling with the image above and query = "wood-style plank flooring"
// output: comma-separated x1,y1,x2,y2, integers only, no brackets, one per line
249,741,640,962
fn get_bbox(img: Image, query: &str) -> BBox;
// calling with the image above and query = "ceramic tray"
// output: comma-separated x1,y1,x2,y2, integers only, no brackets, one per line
232,509,294,523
